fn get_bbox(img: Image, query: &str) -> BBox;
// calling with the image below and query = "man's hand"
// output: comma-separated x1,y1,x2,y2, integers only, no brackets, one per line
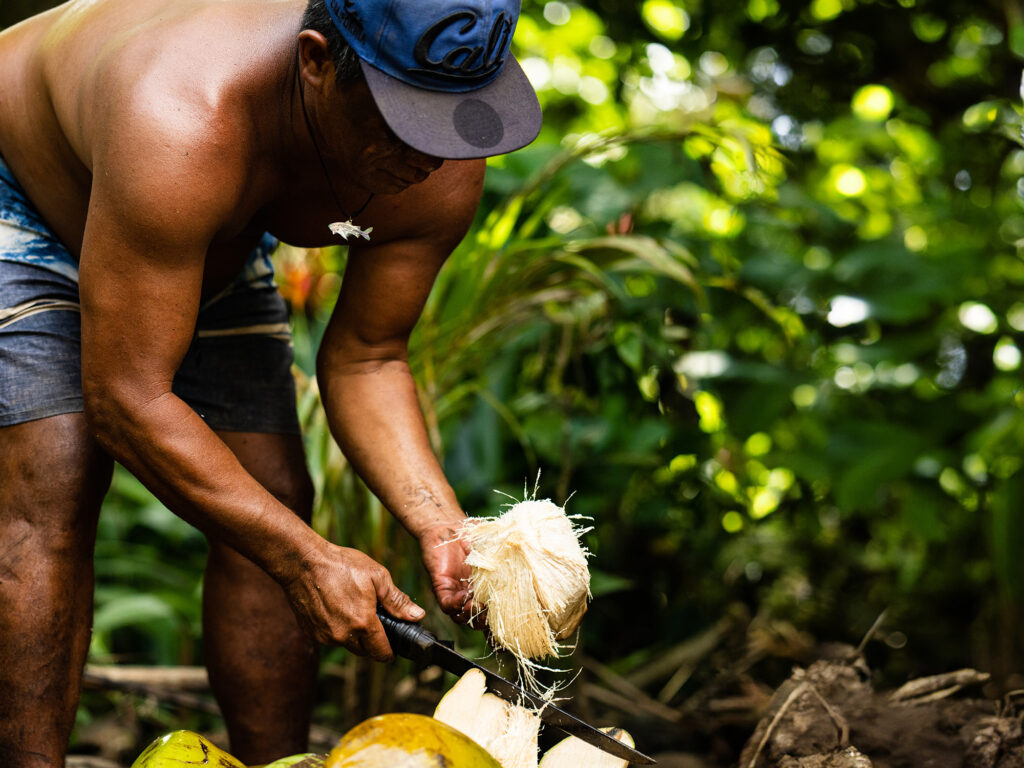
281,538,424,660
418,521,482,626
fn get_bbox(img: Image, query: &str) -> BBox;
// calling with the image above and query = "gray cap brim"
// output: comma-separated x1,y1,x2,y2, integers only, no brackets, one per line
360,56,542,160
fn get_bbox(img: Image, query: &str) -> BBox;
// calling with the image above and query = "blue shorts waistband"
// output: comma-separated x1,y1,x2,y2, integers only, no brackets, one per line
0,152,278,291
0,153,80,281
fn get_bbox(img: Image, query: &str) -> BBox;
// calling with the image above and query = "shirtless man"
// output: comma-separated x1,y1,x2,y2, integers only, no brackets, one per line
0,0,541,764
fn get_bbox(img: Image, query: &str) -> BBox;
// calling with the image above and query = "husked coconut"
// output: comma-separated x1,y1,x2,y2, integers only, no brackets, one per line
461,497,591,673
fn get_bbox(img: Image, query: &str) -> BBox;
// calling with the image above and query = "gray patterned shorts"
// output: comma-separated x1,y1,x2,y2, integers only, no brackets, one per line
0,155,300,433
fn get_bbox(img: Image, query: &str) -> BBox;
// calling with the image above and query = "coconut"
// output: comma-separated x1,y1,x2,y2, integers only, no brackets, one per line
434,668,507,755
325,713,501,768
461,496,591,673
130,731,245,768
538,727,635,768
434,670,633,768
434,668,542,768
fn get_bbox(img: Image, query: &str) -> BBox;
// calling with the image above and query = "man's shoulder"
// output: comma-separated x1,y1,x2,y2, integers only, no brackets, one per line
86,32,282,233
61,1,288,164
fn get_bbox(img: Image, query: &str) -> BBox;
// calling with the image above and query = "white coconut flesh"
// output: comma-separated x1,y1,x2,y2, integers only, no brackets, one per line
462,499,591,664
433,669,505,755
434,670,634,768
434,668,541,768
538,727,635,768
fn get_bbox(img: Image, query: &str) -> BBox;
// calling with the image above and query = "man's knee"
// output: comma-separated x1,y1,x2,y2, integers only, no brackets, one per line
0,415,111,554
272,469,315,521
216,431,314,521
248,451,314,521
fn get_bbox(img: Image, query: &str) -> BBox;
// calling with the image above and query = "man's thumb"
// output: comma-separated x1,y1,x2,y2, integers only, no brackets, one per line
378,579,425,622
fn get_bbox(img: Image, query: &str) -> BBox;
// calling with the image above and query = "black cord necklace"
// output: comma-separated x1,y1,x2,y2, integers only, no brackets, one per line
295,52,374,240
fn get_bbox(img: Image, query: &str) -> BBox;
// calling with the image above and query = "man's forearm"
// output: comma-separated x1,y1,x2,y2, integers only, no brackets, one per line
85,389,316,583
319,358,465,540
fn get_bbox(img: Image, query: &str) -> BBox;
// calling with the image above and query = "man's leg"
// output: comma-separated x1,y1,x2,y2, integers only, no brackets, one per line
0,415,112,768
203,430,319,765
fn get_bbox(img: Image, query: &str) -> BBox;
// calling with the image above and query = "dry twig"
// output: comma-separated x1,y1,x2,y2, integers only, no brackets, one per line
746,681,811,768
582,682,684,724
582,658,684,722
889,669,990,703
805,684,850,747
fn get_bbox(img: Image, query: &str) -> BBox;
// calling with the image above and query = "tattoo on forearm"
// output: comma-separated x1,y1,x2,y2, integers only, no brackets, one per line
407,485,443,510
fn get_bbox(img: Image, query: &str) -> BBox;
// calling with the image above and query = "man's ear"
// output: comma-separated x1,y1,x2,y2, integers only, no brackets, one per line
298,29,335,92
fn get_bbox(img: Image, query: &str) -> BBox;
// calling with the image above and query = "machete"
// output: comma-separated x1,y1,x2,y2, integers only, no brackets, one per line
377,608,656,765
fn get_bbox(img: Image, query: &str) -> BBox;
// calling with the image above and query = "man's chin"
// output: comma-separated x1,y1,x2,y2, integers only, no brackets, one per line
375,170,428,194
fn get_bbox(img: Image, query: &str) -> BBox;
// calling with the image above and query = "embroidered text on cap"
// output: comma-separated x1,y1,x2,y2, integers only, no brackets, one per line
411,11,514,85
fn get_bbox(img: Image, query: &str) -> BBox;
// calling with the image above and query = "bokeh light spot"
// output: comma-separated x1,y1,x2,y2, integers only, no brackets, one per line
834,165,867,196
811,0,843,21
994,337,1022,371
543,1,571,25
641,0,689,40
746,432,773,456
852,84,895,121
904,225,928,252
792,384,818,408
828,296,870,327
722,511,744,532
958,301,998,334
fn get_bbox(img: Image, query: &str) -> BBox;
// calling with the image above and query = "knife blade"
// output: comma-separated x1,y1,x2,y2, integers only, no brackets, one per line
377,608,656,765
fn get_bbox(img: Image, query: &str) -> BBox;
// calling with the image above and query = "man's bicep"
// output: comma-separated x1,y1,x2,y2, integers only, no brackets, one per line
320,159,485,364
320,239,451,365
78,177,214,398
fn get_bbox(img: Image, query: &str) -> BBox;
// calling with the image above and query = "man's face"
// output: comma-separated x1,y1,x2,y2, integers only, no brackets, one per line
322,76,445,195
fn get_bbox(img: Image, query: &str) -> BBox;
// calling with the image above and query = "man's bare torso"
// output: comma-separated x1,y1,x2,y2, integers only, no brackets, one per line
0,0,452,295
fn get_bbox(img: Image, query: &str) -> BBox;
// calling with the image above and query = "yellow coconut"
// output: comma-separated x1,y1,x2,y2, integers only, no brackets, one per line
256,755,326,768
462,498,591,666
130,730,245,768
324,713,502,768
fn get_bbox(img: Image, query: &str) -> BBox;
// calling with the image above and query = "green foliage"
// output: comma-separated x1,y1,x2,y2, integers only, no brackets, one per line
92,469,206,666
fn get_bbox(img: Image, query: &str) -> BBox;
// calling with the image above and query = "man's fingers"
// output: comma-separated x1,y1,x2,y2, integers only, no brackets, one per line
360,620,395,662
330,603,394,661
437,584,468,616
376,572,425,623
448,594,472,625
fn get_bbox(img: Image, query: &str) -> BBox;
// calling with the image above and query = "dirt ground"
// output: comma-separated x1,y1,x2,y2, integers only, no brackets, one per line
618,646,1024,768
71,642,1024,767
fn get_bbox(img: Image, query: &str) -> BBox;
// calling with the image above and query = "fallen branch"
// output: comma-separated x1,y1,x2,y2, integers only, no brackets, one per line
582,682,684,723
81,670,220,715
66,759,123,768
627,609,744,689
582,656,686,723
889,669,990,703
83,665,209,690
81,665,342,750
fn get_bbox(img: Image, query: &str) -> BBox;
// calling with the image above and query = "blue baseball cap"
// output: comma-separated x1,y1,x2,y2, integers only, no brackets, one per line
324,0,542,159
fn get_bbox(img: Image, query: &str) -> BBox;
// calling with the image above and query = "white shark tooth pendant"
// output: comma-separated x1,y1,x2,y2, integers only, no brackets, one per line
329,220,373,241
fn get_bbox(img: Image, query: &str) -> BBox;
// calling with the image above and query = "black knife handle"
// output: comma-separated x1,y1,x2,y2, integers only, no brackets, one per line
377,607,436,666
